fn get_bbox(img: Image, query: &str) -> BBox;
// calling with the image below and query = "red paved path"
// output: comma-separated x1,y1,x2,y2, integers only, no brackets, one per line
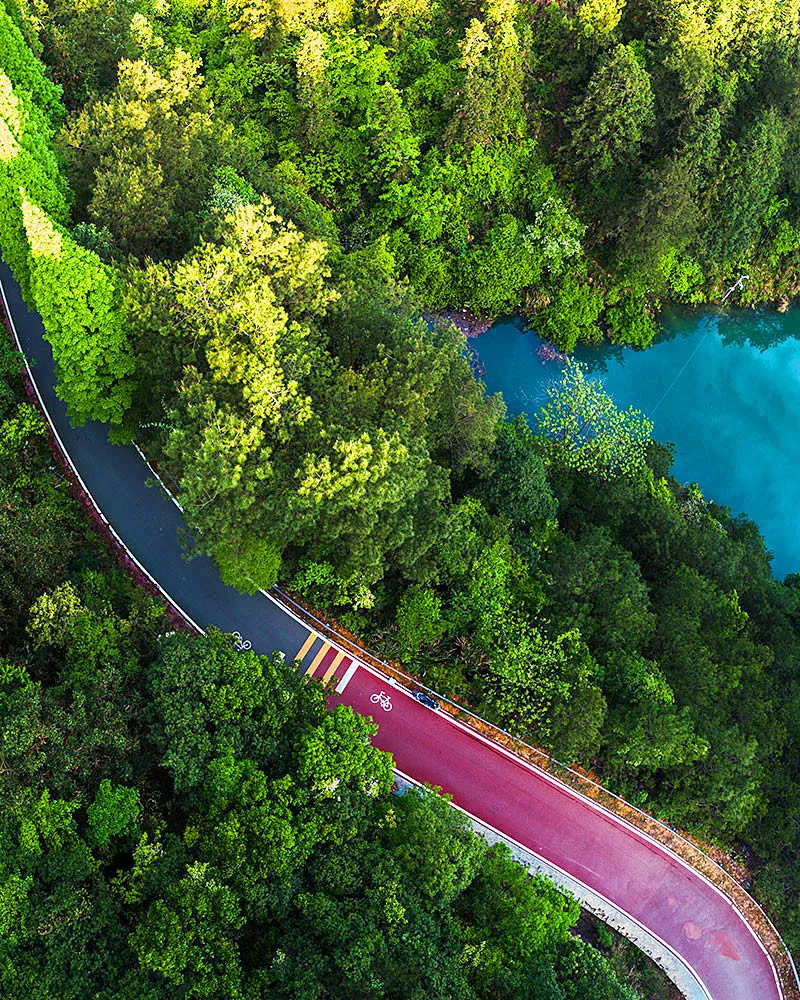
330,661,781,1000
2,256,784,1000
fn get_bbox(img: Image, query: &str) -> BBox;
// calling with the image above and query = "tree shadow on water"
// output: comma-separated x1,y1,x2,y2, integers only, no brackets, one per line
716,307,800,352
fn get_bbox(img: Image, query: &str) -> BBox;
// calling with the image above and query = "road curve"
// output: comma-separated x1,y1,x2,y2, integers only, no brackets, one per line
0,257,784,1000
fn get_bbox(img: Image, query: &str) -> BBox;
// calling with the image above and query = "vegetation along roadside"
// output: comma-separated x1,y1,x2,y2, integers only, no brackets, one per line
3,0,800,993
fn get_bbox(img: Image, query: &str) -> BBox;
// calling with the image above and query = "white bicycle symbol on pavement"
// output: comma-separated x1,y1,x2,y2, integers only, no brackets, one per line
369,691,393,711
232,631,252,652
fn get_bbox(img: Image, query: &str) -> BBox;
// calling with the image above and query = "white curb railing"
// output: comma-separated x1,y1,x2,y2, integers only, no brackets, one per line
270,586,798,1000
2,276,797,1000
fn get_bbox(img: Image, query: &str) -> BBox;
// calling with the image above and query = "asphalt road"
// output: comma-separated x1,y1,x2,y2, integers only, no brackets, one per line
0,256,783,1000
0,257,309,657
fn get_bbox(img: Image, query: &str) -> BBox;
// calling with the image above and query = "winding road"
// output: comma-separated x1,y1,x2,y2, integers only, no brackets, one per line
0,257,787,1000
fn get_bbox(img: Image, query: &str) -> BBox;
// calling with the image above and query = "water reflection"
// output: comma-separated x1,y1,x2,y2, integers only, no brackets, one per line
472,310,800,578
716,308,800,352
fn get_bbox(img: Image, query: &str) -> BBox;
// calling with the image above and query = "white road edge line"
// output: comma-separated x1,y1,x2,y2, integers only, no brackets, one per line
0,270,786,1000
394,766,714,1000
0,276,207,634
309,624,782,996
133,442,185,512
359,657,783,993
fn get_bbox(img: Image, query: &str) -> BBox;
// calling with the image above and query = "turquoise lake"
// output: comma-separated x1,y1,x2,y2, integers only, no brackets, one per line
471,309,800,579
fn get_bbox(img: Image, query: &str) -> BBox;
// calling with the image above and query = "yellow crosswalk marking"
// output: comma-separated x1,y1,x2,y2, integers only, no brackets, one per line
305,642,331,678
321,651,345,685
293,632,316,667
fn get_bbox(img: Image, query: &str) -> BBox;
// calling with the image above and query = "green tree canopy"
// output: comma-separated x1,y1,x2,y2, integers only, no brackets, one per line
566,43,655,182
536,360,653,480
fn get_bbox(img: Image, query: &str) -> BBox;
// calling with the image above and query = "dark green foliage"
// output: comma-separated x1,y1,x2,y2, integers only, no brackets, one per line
555,937,638,1000
534,274,603,352
60,46,238,259
565,43,655,184
540,526,655,655
5,0,800,972
705,108,787,265
395,584,446,663
0,352,646,999
482,415,557,530
0,402,84,649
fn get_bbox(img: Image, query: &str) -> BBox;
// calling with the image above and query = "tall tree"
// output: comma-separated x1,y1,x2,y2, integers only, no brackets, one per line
22,200,135,426
445,0,526,150
0,9,69,297
566,43,655,181
705,107,787,264
60,46,233,257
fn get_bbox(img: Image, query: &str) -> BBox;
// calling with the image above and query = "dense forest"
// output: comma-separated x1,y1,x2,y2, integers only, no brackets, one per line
3,0,800,987
0,344,647,998
7,0,800,347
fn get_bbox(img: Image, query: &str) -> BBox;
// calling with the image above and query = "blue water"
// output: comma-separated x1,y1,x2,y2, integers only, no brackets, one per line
472,310,800,579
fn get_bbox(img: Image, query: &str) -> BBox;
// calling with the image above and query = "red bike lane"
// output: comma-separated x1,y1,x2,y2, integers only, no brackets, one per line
1,255,785,1000
332,663,780,1000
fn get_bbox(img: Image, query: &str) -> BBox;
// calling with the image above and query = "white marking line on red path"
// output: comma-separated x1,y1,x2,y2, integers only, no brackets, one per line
352,655,781,995
335,661,359,694
394,766,713,1000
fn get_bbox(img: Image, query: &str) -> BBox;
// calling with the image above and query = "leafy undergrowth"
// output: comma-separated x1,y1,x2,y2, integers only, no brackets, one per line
576,915,683,1000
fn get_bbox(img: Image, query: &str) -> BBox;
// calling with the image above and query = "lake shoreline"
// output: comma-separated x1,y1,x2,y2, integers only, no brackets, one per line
472,314,800,578
434,289,796,356
432,308,495,339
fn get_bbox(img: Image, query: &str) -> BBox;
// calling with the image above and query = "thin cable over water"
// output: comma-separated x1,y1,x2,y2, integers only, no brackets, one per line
648,318,715,418
648,275,748,418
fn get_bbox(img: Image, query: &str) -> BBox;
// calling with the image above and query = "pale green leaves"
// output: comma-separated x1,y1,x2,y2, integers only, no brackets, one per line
527,196,586,273
0,402,45,457
0,11,71,295
575,0,625,38
0,71,22,159
297,428,406,501
9,789,79,859
135,197,335,567
21,199,135,425
536,358,653,480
